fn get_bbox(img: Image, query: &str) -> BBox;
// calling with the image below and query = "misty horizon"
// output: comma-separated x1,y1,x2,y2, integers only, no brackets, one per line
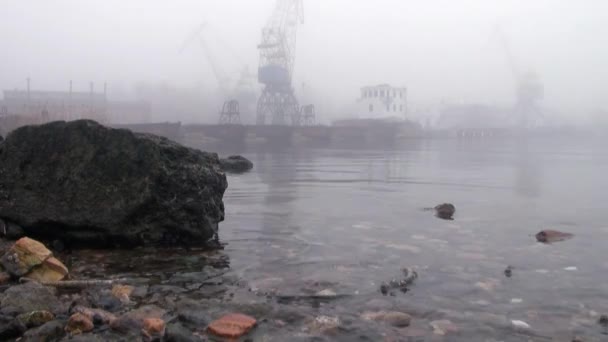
1,0,607,124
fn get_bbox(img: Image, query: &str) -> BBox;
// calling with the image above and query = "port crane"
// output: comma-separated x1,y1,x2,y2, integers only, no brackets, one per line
493,27,544,128
180,22,257,124
256,0,314,126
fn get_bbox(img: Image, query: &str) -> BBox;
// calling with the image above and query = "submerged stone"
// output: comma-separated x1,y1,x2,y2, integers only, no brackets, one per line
0,282,63,315
535,230,573,243
141,318,166,341
17,310,55,328
21,319,65,341
65,313,94,335
0,120,227,247
220,155,253,173
207,313,257,338
434,203,456,220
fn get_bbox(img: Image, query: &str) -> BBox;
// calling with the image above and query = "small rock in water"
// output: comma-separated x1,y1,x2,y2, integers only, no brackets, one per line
380,282,389,295
71,306,117,326
112,284,135,304
21,320,65,341
207,313,257,338
475,278,500,292
315,289,337,297
0,282,62,315
511,320,531,329
141,318,166,341
504,265,513,278
598,314,608,326
65,312,94,335
0,237,52,277
535,230,573,243
307,315,340,334
26,256,69,283
17,310,55,328
430,319,458,335
564,266,578,271
434,203,456,220
220,155,254,173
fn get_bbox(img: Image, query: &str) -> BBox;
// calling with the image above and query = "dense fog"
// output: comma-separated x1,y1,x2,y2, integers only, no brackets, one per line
1,0,606,125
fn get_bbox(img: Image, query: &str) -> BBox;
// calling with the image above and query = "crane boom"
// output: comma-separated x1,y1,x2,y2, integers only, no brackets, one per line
258,0,304,85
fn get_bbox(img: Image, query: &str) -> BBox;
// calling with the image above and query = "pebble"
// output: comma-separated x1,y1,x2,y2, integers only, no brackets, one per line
65,312,94,335
307,315,340,334
207,313,257,338
430,319,458,335
598,314,608,326
511,320,531,329
475,279,500,292
141,317,166,341
315,289,337,297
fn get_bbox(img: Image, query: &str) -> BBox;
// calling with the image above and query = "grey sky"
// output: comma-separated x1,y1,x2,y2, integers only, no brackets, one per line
1,0,606,117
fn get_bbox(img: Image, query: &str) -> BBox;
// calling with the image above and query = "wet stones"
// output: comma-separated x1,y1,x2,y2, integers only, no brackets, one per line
435,203,456,220
111,284,135,304
207,313,257,338
380,267,418,295
535,230,574,243
430,319,458,335
306,315,340,335
65,312,94,335
110,305,166,334
220,155,254,173
71,306,117,326
16,310,55,328
141,318,166,341
0,237,68,282
21,319,65,341
1,237,52,277
0,282,63,315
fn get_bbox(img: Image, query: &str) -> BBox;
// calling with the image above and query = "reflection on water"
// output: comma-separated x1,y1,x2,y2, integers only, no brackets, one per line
220,138,608,340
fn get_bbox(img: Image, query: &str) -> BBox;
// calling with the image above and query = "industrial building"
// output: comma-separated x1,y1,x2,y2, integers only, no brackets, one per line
357,84,407,120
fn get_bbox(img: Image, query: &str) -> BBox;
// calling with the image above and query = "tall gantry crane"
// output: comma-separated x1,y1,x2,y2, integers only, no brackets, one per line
256,0,309,126
493,27,544,128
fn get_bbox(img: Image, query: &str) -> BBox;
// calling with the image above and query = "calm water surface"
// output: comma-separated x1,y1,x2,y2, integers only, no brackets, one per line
73,138,608,341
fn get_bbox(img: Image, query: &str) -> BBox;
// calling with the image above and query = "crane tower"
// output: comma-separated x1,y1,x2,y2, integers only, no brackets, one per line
494,27,543,128
256,0,306,126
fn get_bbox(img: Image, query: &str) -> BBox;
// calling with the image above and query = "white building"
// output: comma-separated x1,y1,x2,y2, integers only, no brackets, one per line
357,84,407,120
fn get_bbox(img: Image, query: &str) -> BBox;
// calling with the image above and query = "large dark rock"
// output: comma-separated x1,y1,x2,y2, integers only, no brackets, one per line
220,155,253,173
0,120,227,247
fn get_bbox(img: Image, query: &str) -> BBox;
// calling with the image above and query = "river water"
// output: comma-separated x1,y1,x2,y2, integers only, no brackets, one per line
71,137,608,341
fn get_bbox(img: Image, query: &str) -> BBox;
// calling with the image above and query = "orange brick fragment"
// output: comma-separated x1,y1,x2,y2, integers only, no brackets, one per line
207,313,257,338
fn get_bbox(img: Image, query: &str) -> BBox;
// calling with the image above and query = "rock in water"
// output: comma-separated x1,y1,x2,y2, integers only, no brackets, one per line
535,230,573,243
220,155,253,173
0,120,227,247
434,203,455,220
